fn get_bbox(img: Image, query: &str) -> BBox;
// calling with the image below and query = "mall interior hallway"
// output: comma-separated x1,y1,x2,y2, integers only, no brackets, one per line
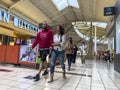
0,57,120,90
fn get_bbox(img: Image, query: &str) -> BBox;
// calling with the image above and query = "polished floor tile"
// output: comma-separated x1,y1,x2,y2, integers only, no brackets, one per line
0,58,120,90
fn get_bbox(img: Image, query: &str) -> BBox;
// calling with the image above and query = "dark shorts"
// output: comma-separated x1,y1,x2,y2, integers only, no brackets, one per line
39,49,49,61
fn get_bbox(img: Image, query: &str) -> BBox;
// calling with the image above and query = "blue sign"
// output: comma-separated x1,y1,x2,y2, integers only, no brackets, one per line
104,7,115,16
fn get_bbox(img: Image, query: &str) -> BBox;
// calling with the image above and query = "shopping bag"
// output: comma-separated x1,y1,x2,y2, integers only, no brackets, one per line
46,54,50,63
36,56,41,64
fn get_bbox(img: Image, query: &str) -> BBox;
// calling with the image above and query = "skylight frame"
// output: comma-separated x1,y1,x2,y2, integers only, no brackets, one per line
52,0,79,11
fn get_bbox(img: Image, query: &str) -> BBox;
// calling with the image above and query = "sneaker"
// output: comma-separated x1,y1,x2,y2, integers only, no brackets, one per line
68,68,70,71
68,67,70,71
42,70,48,76
47,76,54,83
33,74,37,79
47,78,54,83
33,74,39,79
34,74,40,81
63,71,66,78
47,79,53,83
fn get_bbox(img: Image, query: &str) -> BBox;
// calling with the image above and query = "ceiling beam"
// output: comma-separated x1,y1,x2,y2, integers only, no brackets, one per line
73,8,108,22
9,0,24,10
0,1,9,10
64,24,73,34
49,0,69,23
89,0,95,21
66,0,78,21
69,6,78,21
51,9,71,21
93,0,97,21
0,0,38,26
77,0,86,21
61,11,69,23
30,0,63,24
31,0,67,26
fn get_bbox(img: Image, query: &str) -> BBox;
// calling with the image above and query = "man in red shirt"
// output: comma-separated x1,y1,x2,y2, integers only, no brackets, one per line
31,21,53,81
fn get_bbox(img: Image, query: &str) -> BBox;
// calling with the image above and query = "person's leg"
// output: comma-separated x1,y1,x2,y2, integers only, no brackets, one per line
66,54,70,70
34,50,43,81
44,60,48,71
67,54,73,71
73,54,75,63
48,50,57,83
34,49,49,81
108,56,111,62
69,54,73,68
58,51,66,78
74,53,77,63
38,61,44,74
34,61,44,81
42,60,49,75
42,49,49,75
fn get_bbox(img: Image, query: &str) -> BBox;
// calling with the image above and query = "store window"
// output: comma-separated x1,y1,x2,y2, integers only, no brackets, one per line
2,35,9,45
9,37,15,46
15,38,21,45
0,35,15,45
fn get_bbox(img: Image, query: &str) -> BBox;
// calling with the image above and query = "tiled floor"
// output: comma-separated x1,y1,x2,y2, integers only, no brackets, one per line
0,58,120,90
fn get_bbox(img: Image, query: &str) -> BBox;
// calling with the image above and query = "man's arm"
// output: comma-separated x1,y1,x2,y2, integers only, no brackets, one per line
32,33,40,49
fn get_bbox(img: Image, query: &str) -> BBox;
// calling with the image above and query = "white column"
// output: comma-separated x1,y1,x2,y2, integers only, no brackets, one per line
108,38,111,50
94,25,97,55
112,38,114,49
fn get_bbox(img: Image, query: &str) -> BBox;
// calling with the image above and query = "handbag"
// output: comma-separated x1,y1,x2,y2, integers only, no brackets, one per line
46,54,50,63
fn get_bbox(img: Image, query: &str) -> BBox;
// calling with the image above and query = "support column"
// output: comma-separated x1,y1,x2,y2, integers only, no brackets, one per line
94,24,97,59
87,22,93,59
108,38,111,50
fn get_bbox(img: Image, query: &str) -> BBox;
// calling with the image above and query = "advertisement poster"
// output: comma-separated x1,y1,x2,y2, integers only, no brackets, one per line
19,45,37,63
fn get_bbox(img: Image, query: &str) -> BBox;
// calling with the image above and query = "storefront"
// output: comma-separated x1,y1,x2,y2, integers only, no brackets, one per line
0,8,39,66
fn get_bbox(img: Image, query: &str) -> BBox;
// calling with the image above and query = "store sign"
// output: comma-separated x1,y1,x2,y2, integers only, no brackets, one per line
0,8,10,23
104,7,115,16
13,17,39,33
0,8,39,33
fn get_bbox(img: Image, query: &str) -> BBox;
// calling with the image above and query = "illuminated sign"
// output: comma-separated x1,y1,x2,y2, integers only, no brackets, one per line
104,7,115,16
13,17,39,33
0,8,39,33
0,8,10,23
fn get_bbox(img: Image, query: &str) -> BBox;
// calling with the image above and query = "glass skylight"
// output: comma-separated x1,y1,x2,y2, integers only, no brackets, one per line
73,22,107,28
68,0,79,8
74,27,108,44
87,22,107,28
52,0,79,11
73,21,108,44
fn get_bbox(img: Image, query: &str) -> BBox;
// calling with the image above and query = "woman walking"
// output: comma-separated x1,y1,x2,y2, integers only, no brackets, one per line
48,25,66,83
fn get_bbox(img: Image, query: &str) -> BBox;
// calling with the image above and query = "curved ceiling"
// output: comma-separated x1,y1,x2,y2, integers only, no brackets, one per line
0,0,116,44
